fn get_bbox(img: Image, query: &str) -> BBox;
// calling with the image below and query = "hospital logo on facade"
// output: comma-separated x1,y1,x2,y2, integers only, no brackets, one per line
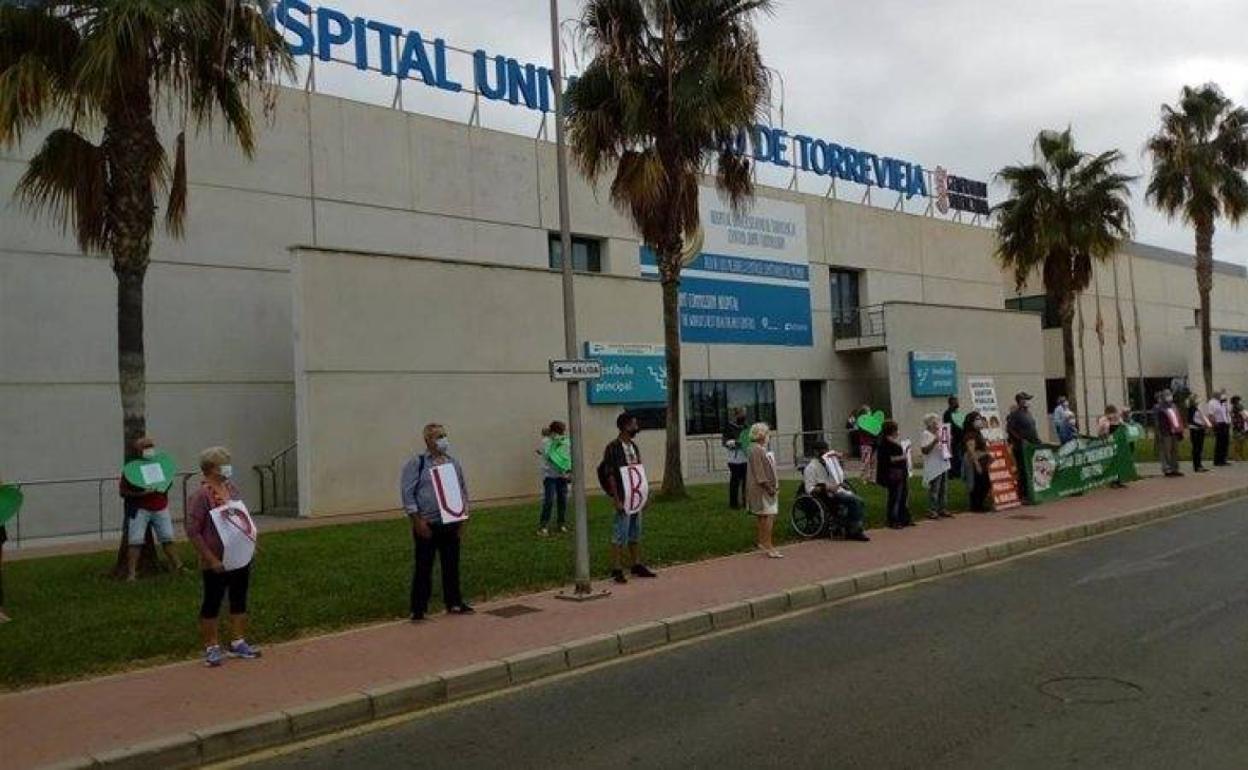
934,166,991,216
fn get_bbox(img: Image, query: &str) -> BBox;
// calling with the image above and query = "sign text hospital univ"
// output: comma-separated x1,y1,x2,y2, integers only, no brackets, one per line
269,1,986,203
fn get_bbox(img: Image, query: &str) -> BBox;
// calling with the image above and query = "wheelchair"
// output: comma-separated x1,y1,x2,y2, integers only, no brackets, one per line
790,482,854,540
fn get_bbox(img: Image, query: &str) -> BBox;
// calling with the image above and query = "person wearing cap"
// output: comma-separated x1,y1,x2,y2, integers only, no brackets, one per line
1005,392,1040,497
1153,389,1185,477
1208,389,1233,467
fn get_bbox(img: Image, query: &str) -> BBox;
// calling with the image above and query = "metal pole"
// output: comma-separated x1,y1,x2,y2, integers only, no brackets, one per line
1127,251,1147,414
549,0,596,598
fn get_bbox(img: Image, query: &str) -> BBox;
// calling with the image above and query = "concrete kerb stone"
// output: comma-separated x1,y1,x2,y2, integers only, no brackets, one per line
443,660,510,701
884,564,915,585
92,733,201,770
819,576,856,602
1006,536,1032,555
911,557,942,579
749,591,791,620
562,632,621,669
662,610,714,642
504,645,569,685
786,584,824,610
961,546,989,566
937,552,966,573
41,758,99,770
364,675,447,719
707,601,753,629
985,541,1011,560
194,712,292,764
285,693,373,739
852,569,887,593
617,621,669,654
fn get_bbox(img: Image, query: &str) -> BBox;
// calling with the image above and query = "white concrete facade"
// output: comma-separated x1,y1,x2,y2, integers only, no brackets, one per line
3,86,1248,530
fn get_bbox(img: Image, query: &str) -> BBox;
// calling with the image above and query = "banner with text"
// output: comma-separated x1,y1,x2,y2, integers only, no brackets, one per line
642,187,812,346
1024,431,1138,504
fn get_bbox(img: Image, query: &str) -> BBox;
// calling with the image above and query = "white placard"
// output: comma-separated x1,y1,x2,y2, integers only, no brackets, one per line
821,452,846,486
967,376,1005,442
139,463,166,486
619,464,649,515
431,464,469,524
937,424,953,460
901,439,914,474
208,500,257,571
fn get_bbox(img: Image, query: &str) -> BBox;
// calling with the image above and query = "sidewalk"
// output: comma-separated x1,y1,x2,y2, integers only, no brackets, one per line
5,465,1246,769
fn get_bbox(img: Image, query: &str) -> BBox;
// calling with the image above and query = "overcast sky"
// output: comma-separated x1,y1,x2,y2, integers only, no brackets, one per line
303,0,1248,266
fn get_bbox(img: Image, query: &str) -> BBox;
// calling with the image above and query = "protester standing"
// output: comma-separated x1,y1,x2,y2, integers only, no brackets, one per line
1052,397,1074,443
963,412,993,512
942,396,964,479
537,421,571,536
1232,395,1248,461
876,421,912,528
1153,390,1185,477
0,475,10,623
400,423,473,621
1097,405,1130,488
802,441,869,541
722,409,749,510
851,404,877,480
920,414,952,519
186,447,261,667
1187,395,1211,473
600,413,656,584
1210,390,1232,467
745,423,782,558
1006,392,1040,496
119,436,184,580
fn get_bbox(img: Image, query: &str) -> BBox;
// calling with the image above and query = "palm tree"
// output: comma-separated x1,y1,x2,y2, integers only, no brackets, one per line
994,129,1135,415
1146,84,1248,398
565,0,773,497
0,0,292,570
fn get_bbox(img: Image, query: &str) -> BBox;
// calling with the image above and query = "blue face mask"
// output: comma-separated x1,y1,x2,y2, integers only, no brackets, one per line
435,437,450,454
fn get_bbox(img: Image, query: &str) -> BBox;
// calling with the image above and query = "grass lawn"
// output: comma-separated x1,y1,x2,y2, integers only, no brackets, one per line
0,476,967,689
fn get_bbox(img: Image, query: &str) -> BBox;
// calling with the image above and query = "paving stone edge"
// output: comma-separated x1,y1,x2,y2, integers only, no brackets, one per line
59,484,1247,770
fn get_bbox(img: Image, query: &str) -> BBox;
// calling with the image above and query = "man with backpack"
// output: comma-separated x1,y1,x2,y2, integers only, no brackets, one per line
598,413,657,584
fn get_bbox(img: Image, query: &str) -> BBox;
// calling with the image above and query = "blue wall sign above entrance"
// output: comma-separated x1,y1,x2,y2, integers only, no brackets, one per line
584,343,668,405
1220,334,1248,352
909,351,958,397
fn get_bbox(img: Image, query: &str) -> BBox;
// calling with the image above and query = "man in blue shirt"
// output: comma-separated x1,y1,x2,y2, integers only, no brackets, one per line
400,423,473,621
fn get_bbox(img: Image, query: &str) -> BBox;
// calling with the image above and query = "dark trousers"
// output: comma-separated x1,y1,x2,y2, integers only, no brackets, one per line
1191,428,1206,470
411,521,463,616
815,490,866,535
200,564,252,619
885,481,910,526
728,463,747,509
1214,424,1231,465
540,477,568,527
970,471,992,512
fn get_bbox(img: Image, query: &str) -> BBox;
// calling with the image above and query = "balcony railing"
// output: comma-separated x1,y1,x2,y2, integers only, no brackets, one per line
833,305,886,351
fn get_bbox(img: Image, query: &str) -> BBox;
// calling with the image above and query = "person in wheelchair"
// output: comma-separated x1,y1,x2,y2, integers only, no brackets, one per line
802,441,869,542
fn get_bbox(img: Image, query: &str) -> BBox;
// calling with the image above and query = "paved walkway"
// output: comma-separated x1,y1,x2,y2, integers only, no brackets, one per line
4,465,1246,769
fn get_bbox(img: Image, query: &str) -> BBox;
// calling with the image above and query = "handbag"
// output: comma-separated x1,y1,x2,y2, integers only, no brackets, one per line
762,494,779,516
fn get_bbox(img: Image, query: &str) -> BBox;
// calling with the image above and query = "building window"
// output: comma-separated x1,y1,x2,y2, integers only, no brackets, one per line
829,268,860,336
625,406,667,431
684,380,777,436
1005,295,1062,330
548,234,602,273
1126,376,1189,415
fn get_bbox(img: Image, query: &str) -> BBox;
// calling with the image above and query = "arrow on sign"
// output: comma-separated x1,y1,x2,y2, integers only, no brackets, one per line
549,359,603,382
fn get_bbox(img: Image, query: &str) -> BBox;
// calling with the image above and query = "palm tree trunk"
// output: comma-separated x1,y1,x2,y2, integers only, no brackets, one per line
659,272,687,499
1058,293,1078,418
1195,217,1215,398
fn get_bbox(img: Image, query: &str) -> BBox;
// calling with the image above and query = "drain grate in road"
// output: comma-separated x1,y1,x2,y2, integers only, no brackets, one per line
485,604,542,619
1039,676,1144,704
1008,514,1047,521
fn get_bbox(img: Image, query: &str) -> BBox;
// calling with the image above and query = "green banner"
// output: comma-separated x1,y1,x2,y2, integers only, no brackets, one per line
1024,429,1138,504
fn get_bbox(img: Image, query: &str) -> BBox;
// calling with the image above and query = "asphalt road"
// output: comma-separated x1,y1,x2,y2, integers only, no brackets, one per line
249,498,1248,770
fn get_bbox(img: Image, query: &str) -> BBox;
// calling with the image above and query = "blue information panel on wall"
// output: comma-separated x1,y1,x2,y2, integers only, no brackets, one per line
909,351,958,397
584,342,668,405
1220,334,1248,352
641,188,813,347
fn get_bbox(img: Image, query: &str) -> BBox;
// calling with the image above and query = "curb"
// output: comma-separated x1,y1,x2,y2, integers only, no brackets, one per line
54,484,1248,770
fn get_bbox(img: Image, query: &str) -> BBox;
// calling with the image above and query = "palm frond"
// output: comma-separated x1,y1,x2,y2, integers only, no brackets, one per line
16,127,108,252
165,129,187,236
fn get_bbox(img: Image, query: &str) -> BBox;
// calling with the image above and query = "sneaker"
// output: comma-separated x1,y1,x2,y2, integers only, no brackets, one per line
611,569,628,584
926,512,940,520
227,639,262,660
938,511,954,518
848,532,871,542
558,525,569,534
204,645,225,668
766,550,784,559
537,528,549,537
410,612,425,623
630,564,657,578
447,603,475,615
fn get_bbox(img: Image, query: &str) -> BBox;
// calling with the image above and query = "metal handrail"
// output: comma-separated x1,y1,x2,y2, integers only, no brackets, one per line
253,442,298,516
684,429,856,477
4,472,196,548
832,304,886,341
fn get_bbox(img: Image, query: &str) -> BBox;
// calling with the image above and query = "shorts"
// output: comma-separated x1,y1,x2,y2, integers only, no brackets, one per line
128,507,175,544
200,563,252,619
611,510,643,546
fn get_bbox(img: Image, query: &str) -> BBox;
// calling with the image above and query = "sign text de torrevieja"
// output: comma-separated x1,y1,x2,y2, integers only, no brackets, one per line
270,1,988,209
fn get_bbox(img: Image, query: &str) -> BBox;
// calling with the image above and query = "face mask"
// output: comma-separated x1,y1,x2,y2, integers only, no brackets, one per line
141,448,155,459
974,420,987,429
627,427,640,438
435,437,450,453
219,464,234,479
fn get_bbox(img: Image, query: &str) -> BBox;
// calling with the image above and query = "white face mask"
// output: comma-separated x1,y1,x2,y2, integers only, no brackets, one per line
141,448,155,459
219,464,234,480
435,437,450,454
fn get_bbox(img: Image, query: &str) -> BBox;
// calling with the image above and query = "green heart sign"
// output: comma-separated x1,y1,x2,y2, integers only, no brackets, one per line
122,452,178,492
1125,423,1143,441
856,410,887,436
950,411,966,429
547,437,572,474
0,484,22,527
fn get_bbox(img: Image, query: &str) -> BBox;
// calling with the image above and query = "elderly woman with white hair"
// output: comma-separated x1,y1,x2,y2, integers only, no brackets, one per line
185,446,261,668
745,422,782,558
919,413,953,519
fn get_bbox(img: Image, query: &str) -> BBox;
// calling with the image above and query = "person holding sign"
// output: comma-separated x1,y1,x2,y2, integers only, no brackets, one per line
598,413,656,584
119,436,184,580
538,421,572,536
1153,389,1185,477
722,410,749,510
185,447,261,668
745,423,782,558
942,396,964,479
1187,394,1212,473
962,412,993,513
920,414,952,519
802,441,869,541
400,423,473,621
876,421,913,528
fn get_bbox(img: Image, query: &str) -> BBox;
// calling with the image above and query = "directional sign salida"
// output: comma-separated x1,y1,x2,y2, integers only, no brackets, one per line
549,359,603,382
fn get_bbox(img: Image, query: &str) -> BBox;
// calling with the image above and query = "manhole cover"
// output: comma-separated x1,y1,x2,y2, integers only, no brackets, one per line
485,604,542,619
1039,676,1144,704
1008,514,1046,521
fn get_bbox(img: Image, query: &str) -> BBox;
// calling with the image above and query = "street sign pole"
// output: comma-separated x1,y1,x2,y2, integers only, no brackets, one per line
549,0,604,601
